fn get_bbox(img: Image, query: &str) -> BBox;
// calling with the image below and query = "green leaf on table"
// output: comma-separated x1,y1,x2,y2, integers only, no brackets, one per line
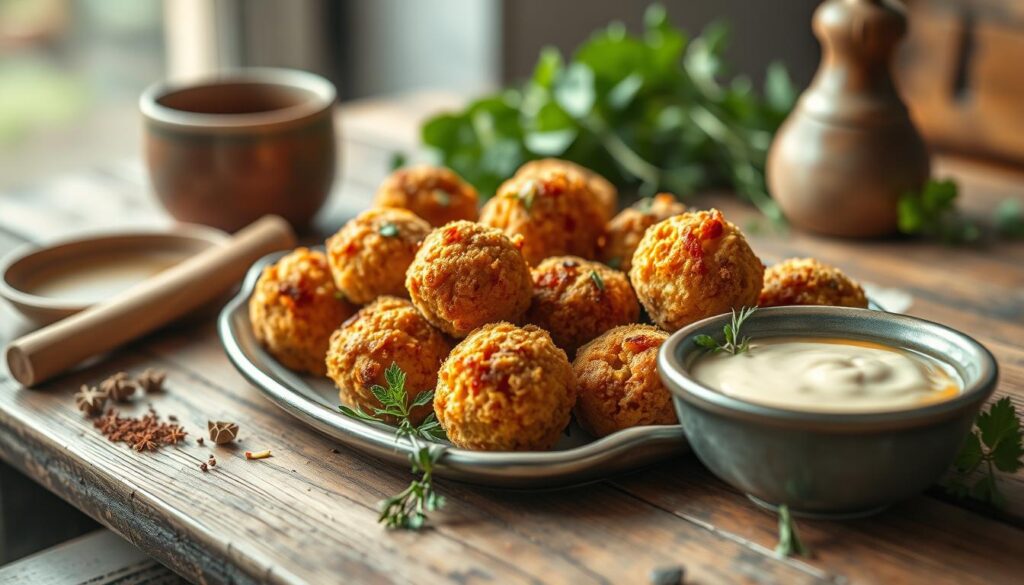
942,397,1023,510
898,179,981,244
953,432,983,472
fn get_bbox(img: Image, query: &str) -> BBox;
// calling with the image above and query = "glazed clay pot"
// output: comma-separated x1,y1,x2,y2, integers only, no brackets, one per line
141,69,337,233
767,0,930,238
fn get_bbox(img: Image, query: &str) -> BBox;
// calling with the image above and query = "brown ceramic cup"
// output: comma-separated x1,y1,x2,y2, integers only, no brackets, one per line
140,68,337,232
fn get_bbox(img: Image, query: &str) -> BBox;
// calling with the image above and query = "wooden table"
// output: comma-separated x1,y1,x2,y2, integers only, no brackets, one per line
2,93,1024,584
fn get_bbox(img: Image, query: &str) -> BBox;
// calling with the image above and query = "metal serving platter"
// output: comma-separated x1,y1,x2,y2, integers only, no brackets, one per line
218,250,688,489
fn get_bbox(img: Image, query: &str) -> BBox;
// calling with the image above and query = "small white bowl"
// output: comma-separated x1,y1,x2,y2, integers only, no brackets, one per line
0,224,227,324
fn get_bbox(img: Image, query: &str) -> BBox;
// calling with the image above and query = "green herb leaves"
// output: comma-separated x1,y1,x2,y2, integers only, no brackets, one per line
589,270,605,292
898,179,979,244
944,397,1024,509
379,222,400,238
338,363,447,529
775,505,811,558
694,306,756,355
420,4,794,212
898,179,1024,244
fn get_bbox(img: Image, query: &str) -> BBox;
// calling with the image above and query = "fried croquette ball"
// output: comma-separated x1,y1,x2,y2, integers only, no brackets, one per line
759,257,868,308
326,208,431,304
525,256,640,357
515,158,617,221
405,221,532,337
326,296,451,425
479,169,606,266
573,325,676,437
373,165,479,227
434,323,576,451
601,193,687,273
249,248,356,376
630,209,764,332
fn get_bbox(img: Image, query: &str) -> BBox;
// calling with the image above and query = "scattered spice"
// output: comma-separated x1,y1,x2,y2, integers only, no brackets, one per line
649,565,685,585
330,448,340,454
208,455,217,467
197,437,205,446
208,421,239,444
100,372,137,402
245,449,272,460
200,462,209,472
93,409,188,453
136,368,167,393
75,385,108,416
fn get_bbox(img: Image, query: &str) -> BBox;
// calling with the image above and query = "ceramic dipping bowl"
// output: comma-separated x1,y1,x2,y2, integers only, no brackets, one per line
0,225,227,324
658,306,998,518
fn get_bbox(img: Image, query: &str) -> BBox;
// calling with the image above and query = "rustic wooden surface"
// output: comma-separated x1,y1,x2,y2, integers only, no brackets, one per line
1,92,1024,584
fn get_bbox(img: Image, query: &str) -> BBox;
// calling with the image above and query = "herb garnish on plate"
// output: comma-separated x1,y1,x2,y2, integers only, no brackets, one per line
694,306,756,355
339,363,447,529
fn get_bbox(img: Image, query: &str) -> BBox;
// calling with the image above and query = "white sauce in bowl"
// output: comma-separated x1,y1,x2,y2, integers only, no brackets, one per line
690,337,961,413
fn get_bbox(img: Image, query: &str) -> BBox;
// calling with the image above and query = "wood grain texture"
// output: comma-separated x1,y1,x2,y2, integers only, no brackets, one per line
0,93,1023,584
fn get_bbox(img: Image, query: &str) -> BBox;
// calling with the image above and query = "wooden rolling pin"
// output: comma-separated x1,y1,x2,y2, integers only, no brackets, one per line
6,215,296,387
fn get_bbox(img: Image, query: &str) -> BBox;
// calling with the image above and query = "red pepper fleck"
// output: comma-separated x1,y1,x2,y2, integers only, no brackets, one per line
623,335,661,353
442,225,462,244
701,217,724,240
278,282,312,306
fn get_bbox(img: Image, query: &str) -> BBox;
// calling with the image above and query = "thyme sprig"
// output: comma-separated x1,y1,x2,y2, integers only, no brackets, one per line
694,306,756,355
339,363,447,529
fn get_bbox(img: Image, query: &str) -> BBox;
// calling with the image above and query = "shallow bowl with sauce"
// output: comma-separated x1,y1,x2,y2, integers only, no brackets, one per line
658,306,998,518
0,225,227,324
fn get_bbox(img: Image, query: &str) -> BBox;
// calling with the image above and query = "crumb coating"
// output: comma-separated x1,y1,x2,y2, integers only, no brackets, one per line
373,165,479,227
249,248,356,376
525,256,639,357
515,158,617,221
573,324,676,437
326,296,451,425
480,169,606,266
759,257,868,308
434,323,576,451
326,208,431,304
406,221,532,337
601,193,687,273
630,209,763,332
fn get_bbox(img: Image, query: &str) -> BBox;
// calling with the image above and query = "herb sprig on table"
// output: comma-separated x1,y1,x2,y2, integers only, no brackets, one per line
943,397,1024,509
339,363,447,529
775,505,811,558
694,306,756,355
419,4,795,218
899,179,1024,245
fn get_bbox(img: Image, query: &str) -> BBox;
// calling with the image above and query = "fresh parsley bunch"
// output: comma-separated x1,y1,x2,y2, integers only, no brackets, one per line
944,397,1024,509
899,179,1024,244
339,363,447,529
420,4,795,219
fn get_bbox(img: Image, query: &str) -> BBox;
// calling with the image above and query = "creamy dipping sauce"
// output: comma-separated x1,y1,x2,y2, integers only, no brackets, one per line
690,337,961,413
21,251,186,303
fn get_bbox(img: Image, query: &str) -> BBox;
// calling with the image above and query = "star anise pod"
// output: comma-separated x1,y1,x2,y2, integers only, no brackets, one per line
208,421,239,444
161,425,187,445
133,434,158,452
100,372,137,402
75,385,108,416
136,368,167,393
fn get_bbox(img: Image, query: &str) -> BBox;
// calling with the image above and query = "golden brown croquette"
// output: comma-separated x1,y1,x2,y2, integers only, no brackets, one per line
630,209,763,332
573,325,676,437
326,208,431,304
600,193,687,273
373,165,478,227
515,158,617,221
434,323,576,451
525,256,639,357
405,220,533,338
249,248,356,376
326,296,451,425
759,257,868,308
479,168,606,266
